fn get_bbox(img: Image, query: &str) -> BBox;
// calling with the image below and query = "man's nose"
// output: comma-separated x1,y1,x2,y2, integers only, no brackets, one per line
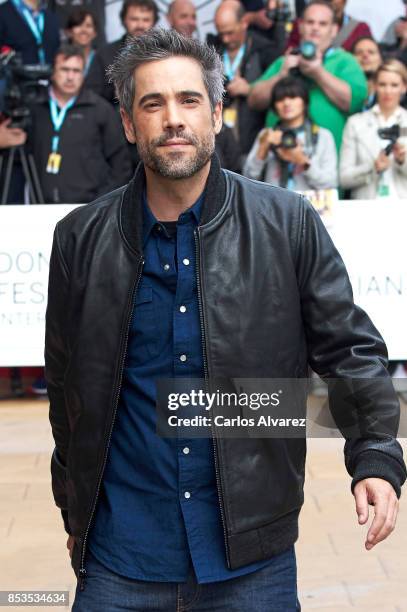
163,102,185,130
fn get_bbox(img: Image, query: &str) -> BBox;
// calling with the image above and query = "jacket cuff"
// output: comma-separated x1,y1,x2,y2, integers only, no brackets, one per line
350,449,407,498
61,509,72,535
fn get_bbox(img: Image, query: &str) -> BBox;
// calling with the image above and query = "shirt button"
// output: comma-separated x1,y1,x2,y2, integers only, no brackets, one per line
184,491,191,499
183,447,190,454
163,263,170,271
179,305,187,313
180,354,187,362
156,224,162,232
183,258,190,266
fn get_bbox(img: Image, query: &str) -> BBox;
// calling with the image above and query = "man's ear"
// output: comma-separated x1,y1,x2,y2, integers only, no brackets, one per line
120,108,137,144
213,101,223,135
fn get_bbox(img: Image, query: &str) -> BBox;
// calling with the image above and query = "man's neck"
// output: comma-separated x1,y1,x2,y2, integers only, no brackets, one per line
23,0,39,11
227,42,245,60
145,161,210,221
50,87,76,108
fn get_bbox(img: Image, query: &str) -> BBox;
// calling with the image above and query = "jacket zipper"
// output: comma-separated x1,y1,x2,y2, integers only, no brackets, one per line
78,257,144,591
194,228,231,568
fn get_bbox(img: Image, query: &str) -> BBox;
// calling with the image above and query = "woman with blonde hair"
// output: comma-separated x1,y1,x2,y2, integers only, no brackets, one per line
340,58,407,199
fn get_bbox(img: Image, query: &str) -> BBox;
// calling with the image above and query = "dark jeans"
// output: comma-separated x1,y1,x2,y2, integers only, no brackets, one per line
72,546,301,611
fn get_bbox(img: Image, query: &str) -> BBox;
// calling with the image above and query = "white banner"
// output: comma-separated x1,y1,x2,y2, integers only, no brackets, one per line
0,205,78,367
0,200,406,365
329,200,407,360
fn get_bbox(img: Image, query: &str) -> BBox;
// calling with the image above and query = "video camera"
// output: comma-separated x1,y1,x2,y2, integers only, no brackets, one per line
266,1,291,23
0,47,51,130
378,124,407,156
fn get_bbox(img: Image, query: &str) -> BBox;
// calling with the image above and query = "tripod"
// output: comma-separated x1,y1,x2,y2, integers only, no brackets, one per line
0,144,44,204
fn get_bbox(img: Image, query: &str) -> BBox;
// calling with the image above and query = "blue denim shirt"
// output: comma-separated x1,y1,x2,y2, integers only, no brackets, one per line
88,190,275,583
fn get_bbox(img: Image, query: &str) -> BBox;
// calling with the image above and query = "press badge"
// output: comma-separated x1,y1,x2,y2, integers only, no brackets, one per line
46,152,62,174
223,107,237,128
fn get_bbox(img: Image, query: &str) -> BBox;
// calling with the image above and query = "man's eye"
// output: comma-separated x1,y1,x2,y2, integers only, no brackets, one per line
184,98,198,104
145,102,160,109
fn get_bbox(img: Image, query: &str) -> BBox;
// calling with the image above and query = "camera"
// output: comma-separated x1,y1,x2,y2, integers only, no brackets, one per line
223,75,233,108
279,128,297,149
291,41,317,62
266,1,291,22
378,124,407,155
269,128,297,151
0,48,51,129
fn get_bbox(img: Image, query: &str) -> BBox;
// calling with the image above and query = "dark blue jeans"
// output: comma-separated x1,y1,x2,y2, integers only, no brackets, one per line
72,546,301,611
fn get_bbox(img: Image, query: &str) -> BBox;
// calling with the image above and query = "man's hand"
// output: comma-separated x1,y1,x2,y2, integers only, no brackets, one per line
0,118,27,148
241,9,273,30
280,52,300,78
354,478,399,550
67,534,74,559
226,76,251,98
298,52,323,79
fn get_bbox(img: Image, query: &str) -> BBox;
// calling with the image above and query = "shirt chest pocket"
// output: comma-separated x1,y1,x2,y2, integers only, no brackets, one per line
127,284,159,364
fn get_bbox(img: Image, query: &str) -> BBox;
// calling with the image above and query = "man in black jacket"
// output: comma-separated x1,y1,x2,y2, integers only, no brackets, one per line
214,0,284,167
46,30,406,611
86,0,159,104
28,44,132,203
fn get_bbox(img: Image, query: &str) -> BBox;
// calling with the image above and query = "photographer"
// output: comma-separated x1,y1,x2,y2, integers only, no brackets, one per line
352,37,382,111
340,59,407,199
27,44,132,203
214,0,283,166
244,76,337,189
87,0,158,104
286,0,372,53
248,0,367,152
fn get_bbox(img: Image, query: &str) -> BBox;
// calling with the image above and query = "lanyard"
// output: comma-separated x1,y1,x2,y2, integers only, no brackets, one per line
324,47,336,60
84,50,95,76
12,0,46,64
49,95,76,153
223,44,246,81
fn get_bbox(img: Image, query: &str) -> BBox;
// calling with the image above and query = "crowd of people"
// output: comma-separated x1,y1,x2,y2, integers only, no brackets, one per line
1,0,407,204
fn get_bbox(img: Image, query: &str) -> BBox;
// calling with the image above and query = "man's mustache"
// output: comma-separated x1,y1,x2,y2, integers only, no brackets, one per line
152,131,199,147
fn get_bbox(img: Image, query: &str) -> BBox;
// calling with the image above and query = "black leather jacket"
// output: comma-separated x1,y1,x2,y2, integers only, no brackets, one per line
46,157,406,588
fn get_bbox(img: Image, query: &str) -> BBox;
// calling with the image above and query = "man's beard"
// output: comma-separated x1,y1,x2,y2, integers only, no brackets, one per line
136,128,215,179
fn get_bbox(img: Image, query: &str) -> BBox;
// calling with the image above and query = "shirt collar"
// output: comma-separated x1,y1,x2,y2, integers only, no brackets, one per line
372,104,403,124
142,188,204,247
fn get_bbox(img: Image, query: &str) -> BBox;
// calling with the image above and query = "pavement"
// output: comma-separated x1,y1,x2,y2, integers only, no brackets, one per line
0,397,406,612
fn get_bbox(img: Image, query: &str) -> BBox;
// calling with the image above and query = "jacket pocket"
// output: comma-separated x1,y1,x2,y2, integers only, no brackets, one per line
126,283,159,364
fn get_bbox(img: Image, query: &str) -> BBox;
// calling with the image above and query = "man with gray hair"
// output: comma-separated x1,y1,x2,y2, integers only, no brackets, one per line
46,28,405,611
